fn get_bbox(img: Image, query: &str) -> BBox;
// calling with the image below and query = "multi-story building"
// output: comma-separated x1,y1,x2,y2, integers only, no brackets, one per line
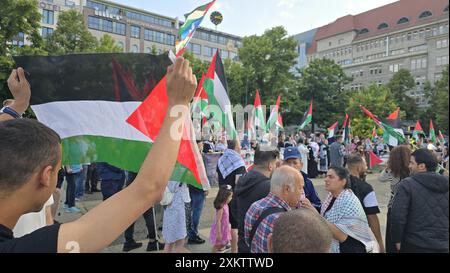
295,0,449,107
25,0,241,61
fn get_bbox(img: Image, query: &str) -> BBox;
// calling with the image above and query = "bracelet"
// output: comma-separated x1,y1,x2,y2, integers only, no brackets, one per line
0,106,22,119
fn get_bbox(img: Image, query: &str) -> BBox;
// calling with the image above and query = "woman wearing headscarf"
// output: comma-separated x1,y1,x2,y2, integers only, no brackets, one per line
302,166,375,253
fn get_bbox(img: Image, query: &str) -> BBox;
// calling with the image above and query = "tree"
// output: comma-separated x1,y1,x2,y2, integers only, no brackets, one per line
44,10,98,54
182,52,208,82
346,84,397,137
0,0,43,102
238,26,298,102
422,65,449,133
387,69,417,120
95,34,122,53
296,58,352,129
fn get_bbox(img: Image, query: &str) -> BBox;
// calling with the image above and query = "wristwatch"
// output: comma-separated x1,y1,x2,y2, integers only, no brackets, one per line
0,106,22,119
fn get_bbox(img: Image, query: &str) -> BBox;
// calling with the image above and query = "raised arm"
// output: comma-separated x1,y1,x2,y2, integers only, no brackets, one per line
57,57,197,253
0,68,31,121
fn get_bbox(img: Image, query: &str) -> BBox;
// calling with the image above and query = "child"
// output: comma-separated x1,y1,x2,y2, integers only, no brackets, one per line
210,185,233,253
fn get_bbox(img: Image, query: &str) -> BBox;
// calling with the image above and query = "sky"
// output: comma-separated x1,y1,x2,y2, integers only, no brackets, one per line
117,0,398,37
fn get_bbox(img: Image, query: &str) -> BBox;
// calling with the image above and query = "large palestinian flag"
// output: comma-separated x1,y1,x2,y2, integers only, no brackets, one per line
253,90,266,133
202,51,236,139
15,54,206,188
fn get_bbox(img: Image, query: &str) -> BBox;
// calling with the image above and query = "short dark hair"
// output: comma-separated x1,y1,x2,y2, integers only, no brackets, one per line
411,148,438,172
227,139,237,150
346,154,364,167
329,166,350,188
254,147,279,166
0,119,61,196
272,208,332,253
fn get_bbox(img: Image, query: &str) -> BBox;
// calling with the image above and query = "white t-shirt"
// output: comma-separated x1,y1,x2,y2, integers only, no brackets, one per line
13,196,54,237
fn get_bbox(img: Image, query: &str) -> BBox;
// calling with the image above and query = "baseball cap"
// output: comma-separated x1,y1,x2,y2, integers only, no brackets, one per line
283,146,300,160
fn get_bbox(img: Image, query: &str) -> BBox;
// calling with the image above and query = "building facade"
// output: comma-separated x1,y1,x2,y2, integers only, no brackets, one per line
29,0,241,61
295,0,449,107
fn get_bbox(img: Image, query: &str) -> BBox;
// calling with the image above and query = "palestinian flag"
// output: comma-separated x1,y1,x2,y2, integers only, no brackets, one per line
176,0,216,56
369,150,383,168
438,130,445,143
277,113,283,129
266,95,281,131
327,121,339,139
429,119,436,143
384,107,401,128
191,73,209,118
253,90,266,133
203,51,237,139
16,54,206,188
360,105,405,145
413,120,424,140
299,101,312,130
342,114,350,144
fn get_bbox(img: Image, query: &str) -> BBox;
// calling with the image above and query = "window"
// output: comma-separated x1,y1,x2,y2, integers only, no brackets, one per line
65,0,75,7
42,10,54,25
41,27,53,38
117,41,124,50
131,26,140,38
203,46,213,57
378,23,389,30
436,56,449,66
88,16,100,29
391,48,406,56
115,22,126,35
397,17,409,24
218,36,227,45
419,11,432,19
221,50,229,59
189,43,201,55
359,28,369,35
145,47,152,54
389,63,402,73
437,39,448,49
131,44,139,53
409,44,427,52
143,29,175,46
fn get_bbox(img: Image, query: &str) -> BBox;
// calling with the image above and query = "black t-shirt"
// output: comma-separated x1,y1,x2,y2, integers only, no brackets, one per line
349,175,380,215
217,166,247,190
0,223,61,253
340,236,367,253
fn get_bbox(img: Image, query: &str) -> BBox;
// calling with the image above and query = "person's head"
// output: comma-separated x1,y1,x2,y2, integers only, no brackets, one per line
253,147,280,176
346,154,367,178
324,166,350,196
388,145,411,180
297,137,304,144
357,145,364,154
196,140,203,151
410,148,438,174
282,146,303,172
268,208,332,253
227,139,241,153
270,166,304,207
213,185,233,210
0,119,61,213
336,136,343,143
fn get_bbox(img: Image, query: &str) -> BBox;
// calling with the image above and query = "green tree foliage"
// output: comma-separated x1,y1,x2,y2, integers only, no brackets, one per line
238,26,298,103
0,0,42,101
421,65,449,134
346,84,397,137
296,58,352,129
95,34,123,53
387,69,417,120
183,52,208,83
44,10,98,54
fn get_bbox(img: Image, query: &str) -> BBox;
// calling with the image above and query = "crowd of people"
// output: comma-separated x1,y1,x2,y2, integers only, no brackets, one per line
0,62,448,253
